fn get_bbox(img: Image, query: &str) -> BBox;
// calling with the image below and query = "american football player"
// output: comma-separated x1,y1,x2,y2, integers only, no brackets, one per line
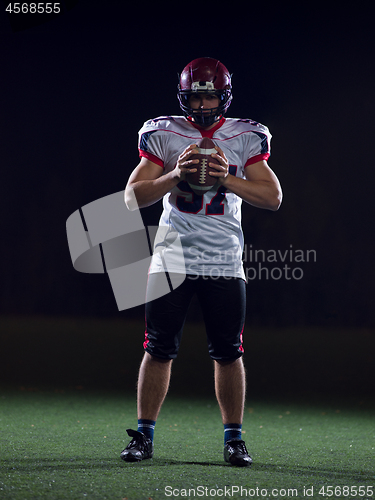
121,57,282,466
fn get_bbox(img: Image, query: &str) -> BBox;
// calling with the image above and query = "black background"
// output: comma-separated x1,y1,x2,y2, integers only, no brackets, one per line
0,2,374,393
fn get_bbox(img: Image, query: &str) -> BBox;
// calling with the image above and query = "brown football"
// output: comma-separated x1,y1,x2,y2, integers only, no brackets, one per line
187,137,220,195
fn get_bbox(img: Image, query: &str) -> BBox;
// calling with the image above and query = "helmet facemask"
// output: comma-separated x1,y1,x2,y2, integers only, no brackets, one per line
177,87,232,127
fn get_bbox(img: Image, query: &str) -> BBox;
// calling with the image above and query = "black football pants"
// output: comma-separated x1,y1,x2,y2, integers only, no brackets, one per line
143,274,246,361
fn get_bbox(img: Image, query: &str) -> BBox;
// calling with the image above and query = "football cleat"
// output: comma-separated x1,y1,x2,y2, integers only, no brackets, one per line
120,429,154,462
224,438,252,467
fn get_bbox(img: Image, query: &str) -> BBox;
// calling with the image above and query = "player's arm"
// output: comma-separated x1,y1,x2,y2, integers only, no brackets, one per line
125,145,199,210
237,160,282,210
209,146,282,211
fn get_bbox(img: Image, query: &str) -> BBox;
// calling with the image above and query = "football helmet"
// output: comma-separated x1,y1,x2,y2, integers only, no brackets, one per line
177,57,232,127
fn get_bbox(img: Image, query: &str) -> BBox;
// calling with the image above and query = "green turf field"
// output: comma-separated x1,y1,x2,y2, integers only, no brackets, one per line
0,389,374,499
0,317,374,499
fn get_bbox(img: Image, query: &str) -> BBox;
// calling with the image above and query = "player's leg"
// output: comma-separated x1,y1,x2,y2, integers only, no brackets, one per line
121,273,195,462
137,352,172,421
197,276,251,466
120,352,173,463
214,356,246,425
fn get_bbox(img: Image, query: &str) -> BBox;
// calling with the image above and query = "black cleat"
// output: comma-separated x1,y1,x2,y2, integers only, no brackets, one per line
120,429,154,462
224,438,252,467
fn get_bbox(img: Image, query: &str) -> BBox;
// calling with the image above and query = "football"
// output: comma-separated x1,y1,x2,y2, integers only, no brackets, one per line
187,137,220,195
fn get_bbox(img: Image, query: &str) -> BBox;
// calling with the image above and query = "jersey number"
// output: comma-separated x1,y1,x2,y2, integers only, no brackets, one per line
176,165,237,215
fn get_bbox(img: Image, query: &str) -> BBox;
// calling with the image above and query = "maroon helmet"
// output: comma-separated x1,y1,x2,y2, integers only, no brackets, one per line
177,57,232,126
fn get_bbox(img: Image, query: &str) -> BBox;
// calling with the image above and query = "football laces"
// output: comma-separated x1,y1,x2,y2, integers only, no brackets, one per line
199,159,207,184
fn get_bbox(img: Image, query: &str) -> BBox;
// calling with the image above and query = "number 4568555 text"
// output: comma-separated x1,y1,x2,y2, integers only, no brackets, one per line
5,3,61,14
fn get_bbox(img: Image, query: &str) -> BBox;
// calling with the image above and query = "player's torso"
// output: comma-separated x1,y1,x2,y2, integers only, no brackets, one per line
144,116,249,175
139,116,261,219
139,116,261,278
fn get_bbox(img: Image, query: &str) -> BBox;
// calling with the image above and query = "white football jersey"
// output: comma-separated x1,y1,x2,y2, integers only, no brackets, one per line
138,116,271,280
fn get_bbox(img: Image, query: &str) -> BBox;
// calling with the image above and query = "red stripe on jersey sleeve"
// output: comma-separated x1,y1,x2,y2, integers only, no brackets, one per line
244,153,270,167
139,149,164,168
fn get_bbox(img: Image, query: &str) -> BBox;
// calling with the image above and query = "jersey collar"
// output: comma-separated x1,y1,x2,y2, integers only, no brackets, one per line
187,116,226,138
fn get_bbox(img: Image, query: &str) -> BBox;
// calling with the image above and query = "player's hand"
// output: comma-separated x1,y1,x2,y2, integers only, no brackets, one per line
173,144,199,181
208,145,230,185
